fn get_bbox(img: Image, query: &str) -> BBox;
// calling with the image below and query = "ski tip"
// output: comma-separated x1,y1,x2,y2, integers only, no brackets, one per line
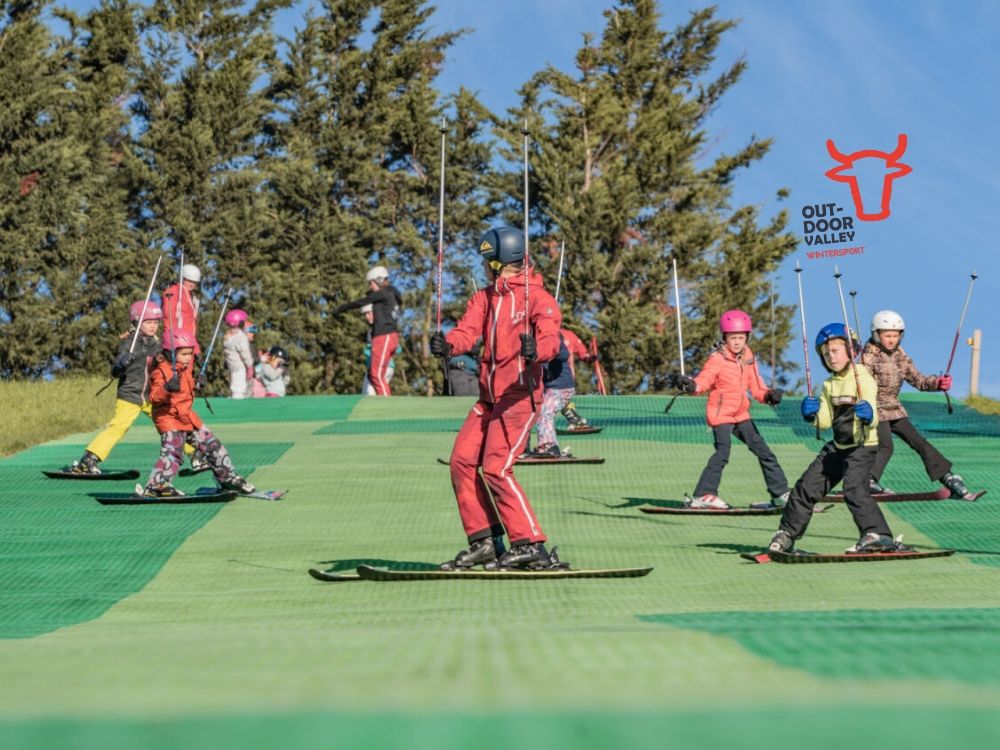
739,552,772,564
308,567,360,582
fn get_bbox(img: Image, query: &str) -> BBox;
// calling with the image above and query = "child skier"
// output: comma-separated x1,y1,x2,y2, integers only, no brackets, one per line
223,308,255,399
768,323,907,555
142,329,255,498
557,327,596,432
524,329,594,458
65,301,164,474
860,310,974,499
429,226,562,570
161,263,201,354
333,266,402,396
260,345,290,397
673,310,788,509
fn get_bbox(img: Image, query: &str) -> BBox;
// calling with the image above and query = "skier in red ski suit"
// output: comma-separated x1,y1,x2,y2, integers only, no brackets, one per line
430,226,562,570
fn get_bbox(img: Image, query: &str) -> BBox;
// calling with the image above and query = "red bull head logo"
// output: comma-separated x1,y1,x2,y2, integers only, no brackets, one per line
824,134,911,221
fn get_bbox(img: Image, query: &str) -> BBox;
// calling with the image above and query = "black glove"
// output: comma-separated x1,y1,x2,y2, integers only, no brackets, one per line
520,333,537,363
677,375,697,394
111,352,134,376
195,372,207,391
331,304,348,316
430,332,451,359
164,375,181,393
764,388,783,406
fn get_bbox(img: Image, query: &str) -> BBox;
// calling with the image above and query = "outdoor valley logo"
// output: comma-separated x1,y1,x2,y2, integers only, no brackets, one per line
801,133,911,260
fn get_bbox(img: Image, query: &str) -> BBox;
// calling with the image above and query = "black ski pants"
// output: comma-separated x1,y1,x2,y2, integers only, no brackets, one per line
870,417,952,483
693,420,789,498
779,442,891,541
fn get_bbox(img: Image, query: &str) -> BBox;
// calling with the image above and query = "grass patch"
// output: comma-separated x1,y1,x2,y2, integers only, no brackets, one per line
966,394,1000,415
0,375,116,457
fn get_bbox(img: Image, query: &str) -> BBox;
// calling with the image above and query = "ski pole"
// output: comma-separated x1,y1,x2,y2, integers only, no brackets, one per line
834,266,868,441
665,256,686,413
436,117,448,396
941,271,978,414
590,336,608,396
522,118,536,412
849,289,862,344
794,261,819,439
554,239,566,303
129,252,164,355
196,287,233,415
169,250,184,378
769,274,776,389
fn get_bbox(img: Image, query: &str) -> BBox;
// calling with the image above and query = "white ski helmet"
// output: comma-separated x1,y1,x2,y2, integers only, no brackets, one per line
360,304,373,314
871,310,905,340
182,264,201,283
365,265,389,284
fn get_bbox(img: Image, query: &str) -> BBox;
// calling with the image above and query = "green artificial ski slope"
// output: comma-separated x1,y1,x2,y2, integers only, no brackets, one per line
1,393,999,749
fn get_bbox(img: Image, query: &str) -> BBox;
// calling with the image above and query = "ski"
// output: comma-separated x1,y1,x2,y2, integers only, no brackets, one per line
740,552,773,564
355,564,652,581
516,455,605,465
96,490,237,505
640,503,781,516
178,466,213,478
824,488,984,503
43,469,140,481
196,487,287,501
308,567,361,582
556,426,603,435
767,548,956,564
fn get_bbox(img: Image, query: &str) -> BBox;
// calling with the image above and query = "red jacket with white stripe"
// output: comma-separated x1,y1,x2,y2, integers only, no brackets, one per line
691,345,770,427
446,269,562,404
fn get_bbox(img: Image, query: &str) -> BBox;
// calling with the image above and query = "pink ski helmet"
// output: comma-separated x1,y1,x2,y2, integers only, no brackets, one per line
130,300,164,323
719,309,752,334
225,309,248,327
161,329,198,351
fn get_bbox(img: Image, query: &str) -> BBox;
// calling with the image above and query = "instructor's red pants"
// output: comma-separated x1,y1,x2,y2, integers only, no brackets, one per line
369,332,398,396
449,394,546,546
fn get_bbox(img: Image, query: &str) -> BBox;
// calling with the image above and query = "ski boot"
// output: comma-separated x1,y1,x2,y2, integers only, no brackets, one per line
941,472,975,500
684,494,730,510
439,536,506,571
142,483,185,498
525,443,562,459
751,490,790,511
846,533,910,554
768,529,794,553
868,480,895,495
66,451,101,475
561,402,588,429
188,453,211,475
489,541,553,570
219,475,257,495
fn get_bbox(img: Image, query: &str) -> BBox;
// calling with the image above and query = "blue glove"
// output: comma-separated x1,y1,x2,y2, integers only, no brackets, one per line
800,396,820,422
854,400,874,425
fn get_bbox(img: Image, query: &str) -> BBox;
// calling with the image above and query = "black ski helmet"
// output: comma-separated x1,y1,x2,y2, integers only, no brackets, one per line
478,226,525,266
269,345,288,361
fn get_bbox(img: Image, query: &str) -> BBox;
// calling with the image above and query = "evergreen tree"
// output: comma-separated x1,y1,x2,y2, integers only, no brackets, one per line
494,0,797,393
0,0,141,377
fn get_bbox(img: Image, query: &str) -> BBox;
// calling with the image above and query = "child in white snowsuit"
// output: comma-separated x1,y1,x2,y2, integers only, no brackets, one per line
223,309,255,399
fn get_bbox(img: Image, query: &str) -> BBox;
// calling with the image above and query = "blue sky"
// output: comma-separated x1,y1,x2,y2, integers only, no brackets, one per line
56,1,1000,396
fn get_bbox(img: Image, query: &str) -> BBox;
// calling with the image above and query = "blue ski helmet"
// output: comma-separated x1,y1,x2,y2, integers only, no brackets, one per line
479,226,525,267
814,322,860,372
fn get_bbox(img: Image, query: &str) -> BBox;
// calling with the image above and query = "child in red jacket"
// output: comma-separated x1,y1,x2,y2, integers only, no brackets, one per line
674,310,788,509
142,329,256,498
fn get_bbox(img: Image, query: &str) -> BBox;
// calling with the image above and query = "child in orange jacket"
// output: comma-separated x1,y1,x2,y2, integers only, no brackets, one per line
142,329,256,498
673,310,788,509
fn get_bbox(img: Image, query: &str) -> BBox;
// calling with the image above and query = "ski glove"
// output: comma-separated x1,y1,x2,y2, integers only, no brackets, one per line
520,333,537,363
764,388,783,406
937,374,953,391
429,332,451,359
331,304,348,316
854,400,874,425
195,372,207,391
675,375,697,394
165,375,181,393
800,396,820,422
112,352,134,376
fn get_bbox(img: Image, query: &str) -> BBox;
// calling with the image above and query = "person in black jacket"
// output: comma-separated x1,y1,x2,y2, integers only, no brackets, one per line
333,265,403,396
63,301,167,474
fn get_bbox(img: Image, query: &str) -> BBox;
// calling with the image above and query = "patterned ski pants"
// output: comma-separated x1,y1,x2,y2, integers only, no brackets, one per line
147,427,237,488
535,387,575,447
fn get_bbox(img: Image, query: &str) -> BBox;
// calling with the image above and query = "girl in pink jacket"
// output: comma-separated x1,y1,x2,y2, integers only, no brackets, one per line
674,310,789,509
